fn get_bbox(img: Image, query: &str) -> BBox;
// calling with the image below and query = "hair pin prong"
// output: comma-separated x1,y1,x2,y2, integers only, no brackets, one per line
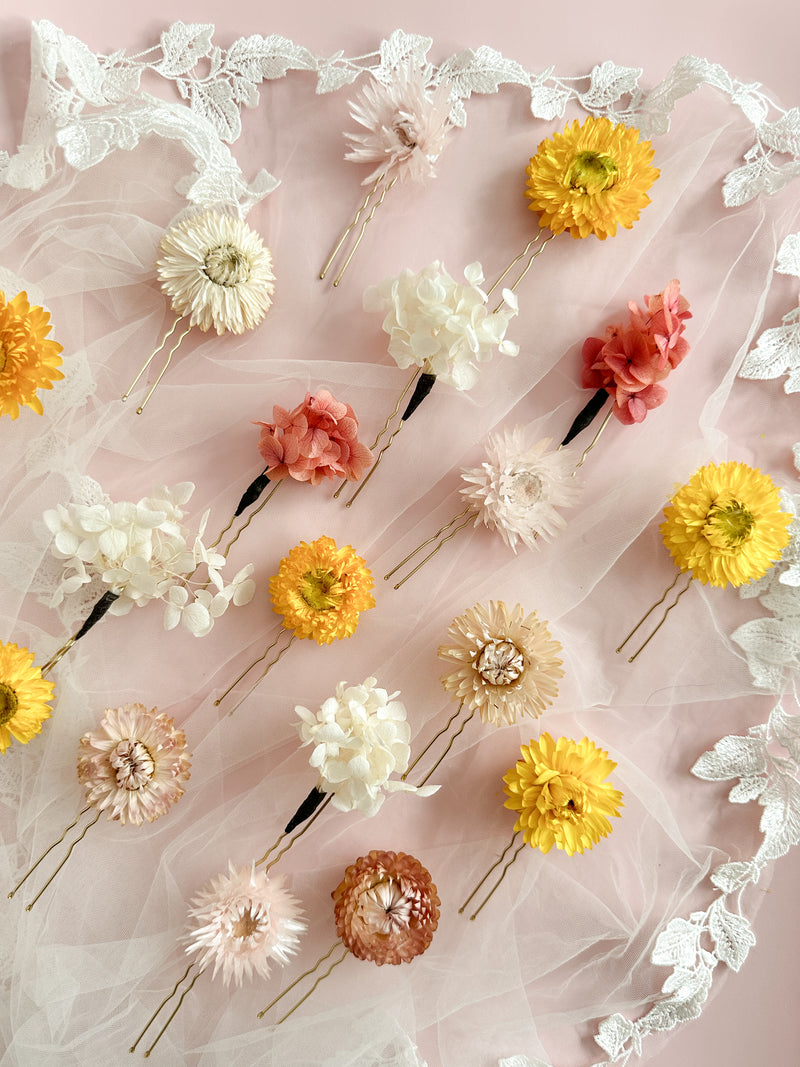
257,942,347,1023
616,572,692,662
129,962,201,1056
459,834,527,921
122,318,192,414
320,176,398,287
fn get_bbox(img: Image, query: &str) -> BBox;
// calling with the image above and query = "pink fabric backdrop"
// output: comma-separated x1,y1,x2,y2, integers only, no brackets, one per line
2,3,800,1065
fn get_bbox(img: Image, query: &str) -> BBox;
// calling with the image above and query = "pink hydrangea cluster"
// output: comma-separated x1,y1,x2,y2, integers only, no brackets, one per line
255,389,374,484
581,279,691,424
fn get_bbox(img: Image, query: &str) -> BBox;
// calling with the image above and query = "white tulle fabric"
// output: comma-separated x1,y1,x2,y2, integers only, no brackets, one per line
2,19,800,1067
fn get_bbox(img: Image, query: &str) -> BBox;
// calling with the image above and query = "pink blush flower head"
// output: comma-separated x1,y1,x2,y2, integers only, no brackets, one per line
255,389,374,485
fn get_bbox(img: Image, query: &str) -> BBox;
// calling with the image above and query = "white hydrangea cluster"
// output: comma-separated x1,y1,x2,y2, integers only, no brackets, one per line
363,261,519,390
295,677,438,815
43,482,255,636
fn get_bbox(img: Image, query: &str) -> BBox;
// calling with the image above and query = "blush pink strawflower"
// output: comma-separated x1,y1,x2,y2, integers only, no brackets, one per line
76,703,191,826
255,389,374,484
581,279,691,425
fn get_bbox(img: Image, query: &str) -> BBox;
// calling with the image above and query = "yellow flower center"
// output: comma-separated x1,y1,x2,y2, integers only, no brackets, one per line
204,244,251,287
0,339,7,374
703,500,755,549
109,738,155,791
566,151,619,193
231,906,261,940
475,639,525,685
0,682,19,726
538,771,587,822
299,568,343,611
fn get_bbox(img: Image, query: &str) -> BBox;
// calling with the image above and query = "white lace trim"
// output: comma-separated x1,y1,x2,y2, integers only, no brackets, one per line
2,22,799,210
740,234,800,390
588,698,800,1066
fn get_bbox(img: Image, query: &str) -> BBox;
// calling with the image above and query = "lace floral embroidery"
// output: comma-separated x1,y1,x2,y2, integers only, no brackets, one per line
740,233,800,391
3,22,799,210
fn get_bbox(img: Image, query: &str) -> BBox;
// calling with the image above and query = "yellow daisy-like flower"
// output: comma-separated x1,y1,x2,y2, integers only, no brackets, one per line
525,116,659,240
0,641,55,753
0,290,64,418
269,535,376,645
503,733,623,856
660,461,792,588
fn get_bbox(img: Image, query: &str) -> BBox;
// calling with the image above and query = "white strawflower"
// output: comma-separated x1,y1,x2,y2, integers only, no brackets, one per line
460,429,582,550
295,677,438,816
345,62,453,185
157,209,275,335
184,864,305,987
364,261,518,391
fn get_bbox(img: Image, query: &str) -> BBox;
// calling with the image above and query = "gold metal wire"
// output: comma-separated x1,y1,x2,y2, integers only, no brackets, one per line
490,230,557,312
8,805,93,899
320,177,384,280
401,700,465,781
485,235,542,297
225,634,297,715
616,571,686,656
142,967,202,1057
416,705,478,787
328,176,398,287
388,513,474,590
465,839,527,921
344,420,404,507
257,794,334,871
121,316,182,400
41,635,76,675
458,831,521,916
333,366,422,500
134,324,193,414
129,963,196,1053
623,575,694,663
384,506,472,584
219,480,283,559
573,407,614,471
24,808,102,911
273,950,348,1025
257,941,343,1018
214,629,286,706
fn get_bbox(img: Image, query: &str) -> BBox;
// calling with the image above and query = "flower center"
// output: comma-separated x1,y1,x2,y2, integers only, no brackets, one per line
299,568,342,611
703,500,755,549
475,639,525,685
203,243,251,288
0,682,19,726
566,151,619,193
538,773,587,822
359,877,413,934
109,738,155,791
231,905,263,941
0,340,7,374
393,120,417,149
508,469,544,509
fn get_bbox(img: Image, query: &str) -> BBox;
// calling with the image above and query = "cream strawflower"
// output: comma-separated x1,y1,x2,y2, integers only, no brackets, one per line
460,429,581,550
345,62,453,185
363,261,518,391
184,863,305,987
157,209,275,335
295,677,438,815
438,601,564,725
77,703,191,826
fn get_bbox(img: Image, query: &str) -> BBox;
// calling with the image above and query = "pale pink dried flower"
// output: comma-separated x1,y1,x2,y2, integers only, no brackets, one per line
76,703,191,826
332,850,439,965
184,863,306,987
345,63,453,185
255,389,373,484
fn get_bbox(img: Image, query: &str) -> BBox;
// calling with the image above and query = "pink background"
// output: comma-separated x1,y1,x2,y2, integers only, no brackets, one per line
2,2,800,1066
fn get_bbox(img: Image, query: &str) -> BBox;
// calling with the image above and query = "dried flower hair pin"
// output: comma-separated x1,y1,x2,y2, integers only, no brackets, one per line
214,536,375,713
320,60,454,286
209,389,374,559
404,601,564,787
459,734,623,920
333,261,519,507
122,209,275,413
131,863,305,1057
9,703,190,911
259,850,439,1025
257,677,438,872
0,289,64,420
617,461,793,661
39,482,255,675
490,116,658,300
385,280,691,589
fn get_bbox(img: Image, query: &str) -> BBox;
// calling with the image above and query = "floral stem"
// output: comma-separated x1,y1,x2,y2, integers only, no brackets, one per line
41,590,120,675
400,371,436,421
560,388,610,447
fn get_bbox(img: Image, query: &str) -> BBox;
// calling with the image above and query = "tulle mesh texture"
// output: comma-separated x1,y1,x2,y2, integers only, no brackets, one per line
1,20,800,1067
